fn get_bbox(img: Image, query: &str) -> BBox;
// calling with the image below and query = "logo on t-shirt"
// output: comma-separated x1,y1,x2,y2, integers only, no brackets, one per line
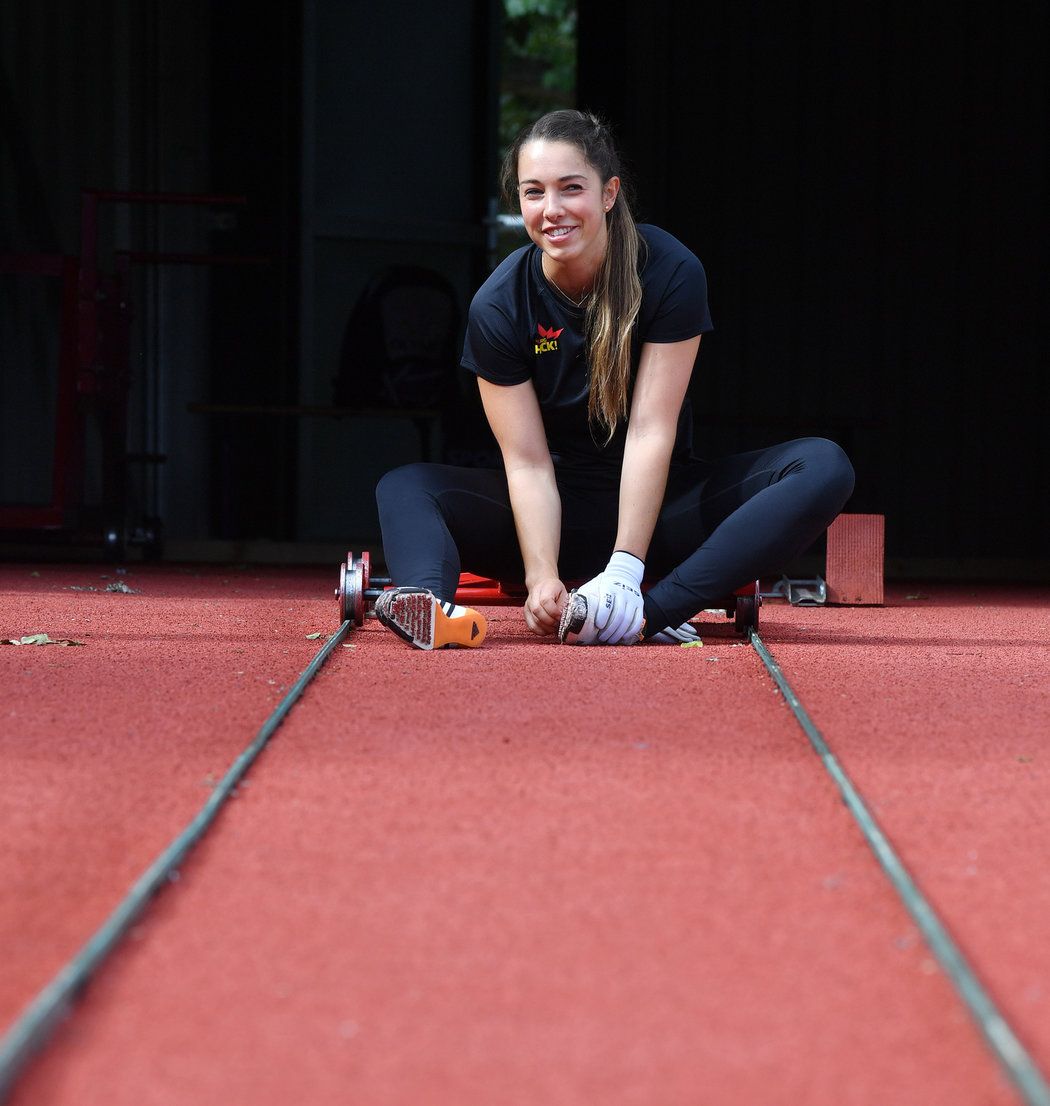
535,323,563,355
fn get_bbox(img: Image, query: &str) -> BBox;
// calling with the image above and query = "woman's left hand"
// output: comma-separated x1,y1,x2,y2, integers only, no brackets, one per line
524,577,569,636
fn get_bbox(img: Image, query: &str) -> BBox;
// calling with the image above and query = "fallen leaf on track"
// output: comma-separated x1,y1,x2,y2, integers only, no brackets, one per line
305,632,323,640
3,633,86,647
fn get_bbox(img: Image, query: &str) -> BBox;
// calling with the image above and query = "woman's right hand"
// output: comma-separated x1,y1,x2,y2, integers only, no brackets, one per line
524,577,569,636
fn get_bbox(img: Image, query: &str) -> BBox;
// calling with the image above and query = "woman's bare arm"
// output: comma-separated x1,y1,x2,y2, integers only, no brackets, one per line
477,377,567,634
615,335,702,559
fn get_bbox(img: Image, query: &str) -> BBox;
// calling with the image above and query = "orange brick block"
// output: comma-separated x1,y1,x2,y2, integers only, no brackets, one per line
826,513,884,606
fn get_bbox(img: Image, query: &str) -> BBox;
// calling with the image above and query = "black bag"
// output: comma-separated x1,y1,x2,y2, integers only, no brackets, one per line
334,266,460,410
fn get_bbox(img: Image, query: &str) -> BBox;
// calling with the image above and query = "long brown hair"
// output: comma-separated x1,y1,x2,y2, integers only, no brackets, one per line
501,110,644,441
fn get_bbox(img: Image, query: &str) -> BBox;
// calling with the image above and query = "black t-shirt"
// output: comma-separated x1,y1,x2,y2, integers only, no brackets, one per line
461,224,713,478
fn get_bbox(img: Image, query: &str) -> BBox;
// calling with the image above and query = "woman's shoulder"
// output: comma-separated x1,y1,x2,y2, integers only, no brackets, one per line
462,244,538,382
636,225,713,338
469,244,533,315
637,224,703,268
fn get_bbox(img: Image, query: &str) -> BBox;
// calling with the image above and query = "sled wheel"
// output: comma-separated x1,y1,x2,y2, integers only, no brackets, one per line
359,550,371,594
734,595,758,637
338,553,366,627
733,580,761,638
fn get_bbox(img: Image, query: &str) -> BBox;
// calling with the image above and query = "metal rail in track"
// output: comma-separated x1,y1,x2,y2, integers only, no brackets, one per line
0,622,352,1103
3,615,1048,1105
748,628,1050,1106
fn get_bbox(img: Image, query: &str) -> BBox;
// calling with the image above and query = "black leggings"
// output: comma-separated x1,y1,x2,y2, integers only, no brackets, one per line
375,437,855,635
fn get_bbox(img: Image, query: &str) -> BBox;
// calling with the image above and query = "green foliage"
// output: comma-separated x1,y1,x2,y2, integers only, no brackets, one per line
500,0,577,161
492,0,577,261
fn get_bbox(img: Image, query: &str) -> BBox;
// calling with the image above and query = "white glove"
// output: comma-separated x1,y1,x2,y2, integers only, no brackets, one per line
588,550,646,644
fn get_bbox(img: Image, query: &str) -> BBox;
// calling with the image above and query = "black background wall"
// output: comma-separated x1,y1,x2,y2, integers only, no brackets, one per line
206,4,301,541
2,1,1047,573
579,1,1048,570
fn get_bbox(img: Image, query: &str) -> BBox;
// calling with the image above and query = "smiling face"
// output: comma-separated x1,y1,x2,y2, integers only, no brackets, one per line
516,139,620,284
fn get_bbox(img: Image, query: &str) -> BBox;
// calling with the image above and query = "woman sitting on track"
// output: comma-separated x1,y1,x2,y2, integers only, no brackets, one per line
373,109,855,650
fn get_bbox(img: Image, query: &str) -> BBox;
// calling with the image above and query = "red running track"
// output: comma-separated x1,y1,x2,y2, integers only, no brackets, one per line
2,565,1048,1104
0,566,331,1030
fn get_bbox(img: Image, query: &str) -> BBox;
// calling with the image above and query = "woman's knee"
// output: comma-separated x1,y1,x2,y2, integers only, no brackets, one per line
797,436,856,507
792,437,855,487
375,462,439,512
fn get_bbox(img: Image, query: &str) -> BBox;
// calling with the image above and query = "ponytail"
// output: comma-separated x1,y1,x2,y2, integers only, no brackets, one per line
584,189,644,441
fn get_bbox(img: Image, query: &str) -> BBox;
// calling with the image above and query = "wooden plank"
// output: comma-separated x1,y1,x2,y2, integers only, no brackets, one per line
826,514,885,606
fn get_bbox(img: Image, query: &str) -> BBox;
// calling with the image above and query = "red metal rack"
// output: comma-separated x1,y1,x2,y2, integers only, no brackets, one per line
1,189,259,553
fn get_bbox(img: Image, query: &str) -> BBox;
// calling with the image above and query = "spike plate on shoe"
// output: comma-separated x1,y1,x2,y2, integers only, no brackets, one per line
375,588,486,650
558,590,589,644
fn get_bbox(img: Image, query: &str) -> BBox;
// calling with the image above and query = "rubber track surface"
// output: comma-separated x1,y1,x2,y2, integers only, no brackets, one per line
3,568,1046,1104
0,566,331,1029
765,588,1050,1074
